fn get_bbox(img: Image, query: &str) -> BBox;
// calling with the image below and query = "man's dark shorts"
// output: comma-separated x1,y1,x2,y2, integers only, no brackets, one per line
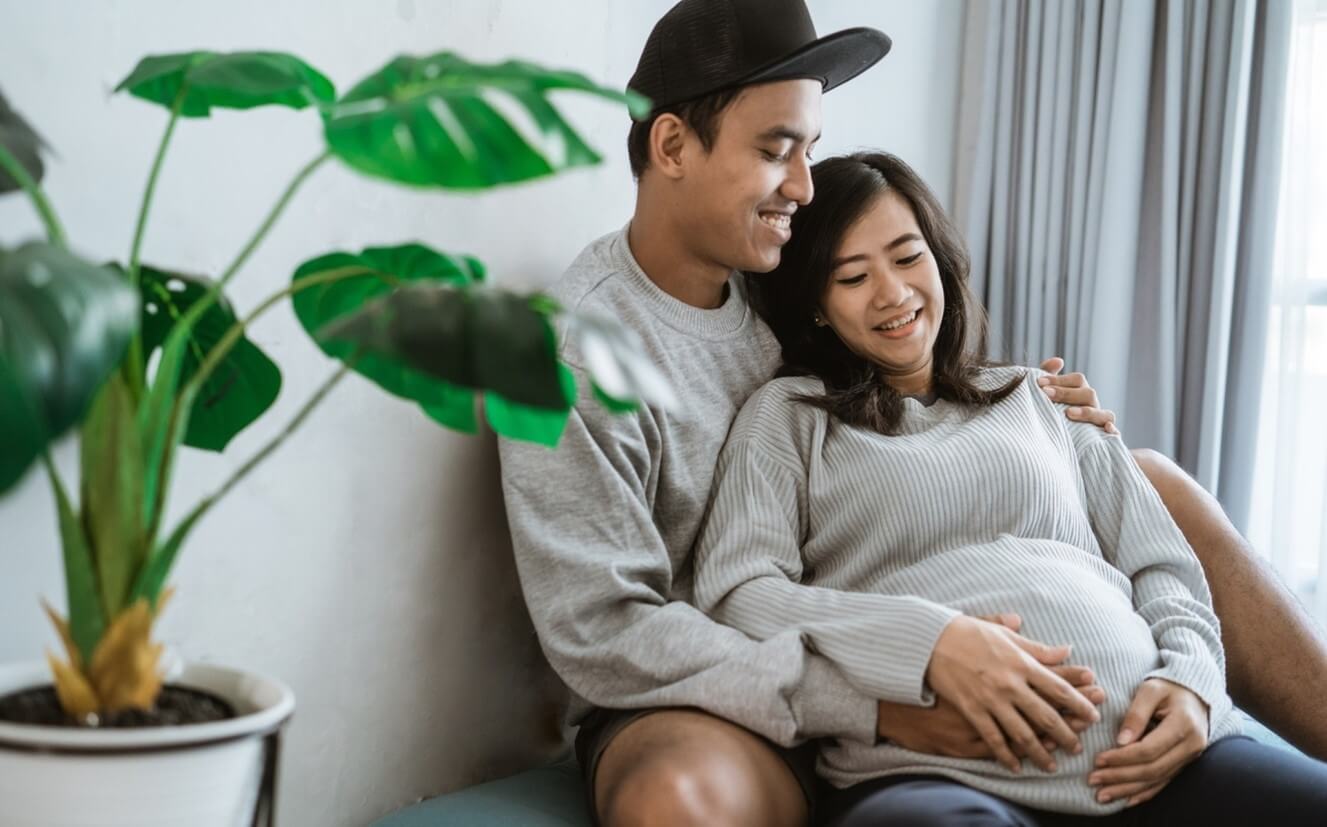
575,706,821,822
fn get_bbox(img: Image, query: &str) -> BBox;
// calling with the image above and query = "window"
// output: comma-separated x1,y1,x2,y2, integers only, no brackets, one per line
1246,0,1327,623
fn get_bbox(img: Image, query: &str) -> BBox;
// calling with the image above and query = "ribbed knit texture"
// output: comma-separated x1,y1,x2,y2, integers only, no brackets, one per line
498,226,880,748
695,368,1238,815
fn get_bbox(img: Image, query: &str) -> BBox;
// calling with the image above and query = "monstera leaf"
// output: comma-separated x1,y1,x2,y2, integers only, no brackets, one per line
132,264,282,452
323,53,650,189
315,283,576,446
115,51,335,117
0,243,139,493
0,88,47,192
317,284,567,409
561,310,677,413
291,244,488,433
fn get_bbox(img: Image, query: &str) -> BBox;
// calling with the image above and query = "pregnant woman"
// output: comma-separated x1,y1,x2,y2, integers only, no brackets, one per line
693,151,1327,825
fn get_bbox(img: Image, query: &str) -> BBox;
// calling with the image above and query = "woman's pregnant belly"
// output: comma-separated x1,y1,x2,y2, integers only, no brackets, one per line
819,537,1163,814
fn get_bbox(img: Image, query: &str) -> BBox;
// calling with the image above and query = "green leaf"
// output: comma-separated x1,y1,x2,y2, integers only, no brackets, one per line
0,243,139,495
417,381,479,434
0,358,46,491
323,53,649,189
137,306,197,542
0,88,47,192
129,501,206,610
291,244,493,427
317,284,568,410
482,364,575,447
79,371,146,618
562,311,677,411
132,263,282,452
115,51,335,118
49,466,106,665
591,382,640,414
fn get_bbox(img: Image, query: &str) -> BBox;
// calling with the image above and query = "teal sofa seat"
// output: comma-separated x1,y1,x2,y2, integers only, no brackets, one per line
371,713,1297,826
370,757,590,827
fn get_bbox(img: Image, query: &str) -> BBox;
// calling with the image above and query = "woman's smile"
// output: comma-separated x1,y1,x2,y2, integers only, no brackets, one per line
873,307,922,339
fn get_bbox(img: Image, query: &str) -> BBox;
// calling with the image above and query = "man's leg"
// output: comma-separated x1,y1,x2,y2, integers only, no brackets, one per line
593,709,809,827
1133,449,1327,759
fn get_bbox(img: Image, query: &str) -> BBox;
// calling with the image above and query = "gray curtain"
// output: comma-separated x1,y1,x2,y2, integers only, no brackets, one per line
953,0,1293,528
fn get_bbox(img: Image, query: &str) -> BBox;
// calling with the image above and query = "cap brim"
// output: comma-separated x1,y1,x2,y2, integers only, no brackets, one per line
745,27,892,94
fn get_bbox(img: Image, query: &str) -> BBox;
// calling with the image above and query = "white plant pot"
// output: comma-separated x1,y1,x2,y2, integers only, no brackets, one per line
0,661,294,827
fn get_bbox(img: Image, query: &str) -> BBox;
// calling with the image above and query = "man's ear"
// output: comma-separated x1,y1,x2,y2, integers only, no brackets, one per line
649,113,690,180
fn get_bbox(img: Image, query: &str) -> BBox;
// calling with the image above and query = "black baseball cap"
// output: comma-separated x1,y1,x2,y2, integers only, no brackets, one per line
628,0,892,121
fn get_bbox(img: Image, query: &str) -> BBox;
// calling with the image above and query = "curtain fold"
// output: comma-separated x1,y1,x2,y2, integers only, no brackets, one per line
954,0,1293,527
1246,0,1327,621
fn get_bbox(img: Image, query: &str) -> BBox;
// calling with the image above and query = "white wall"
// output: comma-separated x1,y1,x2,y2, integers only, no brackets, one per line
0,1,965,823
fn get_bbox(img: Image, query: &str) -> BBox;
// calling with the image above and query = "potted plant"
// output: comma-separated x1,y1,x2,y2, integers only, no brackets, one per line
0,50,666,826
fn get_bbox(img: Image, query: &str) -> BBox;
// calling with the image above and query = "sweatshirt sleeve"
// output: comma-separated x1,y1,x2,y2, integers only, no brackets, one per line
498,366,878,747
693,432,959,708
1075,431,1229,720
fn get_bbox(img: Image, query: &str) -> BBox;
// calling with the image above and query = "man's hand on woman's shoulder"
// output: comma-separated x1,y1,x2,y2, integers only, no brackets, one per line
1037,357,1119,434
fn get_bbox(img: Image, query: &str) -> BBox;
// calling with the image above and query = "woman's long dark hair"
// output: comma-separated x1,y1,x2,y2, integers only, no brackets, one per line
747,151,1019,435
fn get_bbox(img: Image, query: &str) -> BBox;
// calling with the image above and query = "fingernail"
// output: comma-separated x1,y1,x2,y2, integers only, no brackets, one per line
1096,756,1107,768
1117,729,1133,745
1045,387,1057,398
1099,792,1112,803
1073,743,1083,755
1068,406,1082,416
1089,774,1100,785
1037,376,1050,386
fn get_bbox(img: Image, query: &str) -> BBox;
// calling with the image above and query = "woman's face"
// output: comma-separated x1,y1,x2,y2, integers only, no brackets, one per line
819,190,944,395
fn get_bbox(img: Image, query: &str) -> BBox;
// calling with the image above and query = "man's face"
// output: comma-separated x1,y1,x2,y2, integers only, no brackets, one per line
678,79,822,274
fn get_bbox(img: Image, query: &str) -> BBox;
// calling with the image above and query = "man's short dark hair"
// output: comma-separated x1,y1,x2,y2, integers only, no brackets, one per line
627,87,745,179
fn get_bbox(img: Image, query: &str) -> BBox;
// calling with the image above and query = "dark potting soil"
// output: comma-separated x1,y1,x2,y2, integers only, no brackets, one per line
0,685,236,728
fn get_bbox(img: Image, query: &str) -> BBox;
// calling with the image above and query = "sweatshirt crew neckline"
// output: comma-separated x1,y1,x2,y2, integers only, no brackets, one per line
614,225,753,340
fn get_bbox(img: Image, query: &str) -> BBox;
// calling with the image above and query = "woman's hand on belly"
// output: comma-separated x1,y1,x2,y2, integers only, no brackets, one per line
880,613,1107,762
925,616,1104,774
878,662,1105,760
1087,678,1209,807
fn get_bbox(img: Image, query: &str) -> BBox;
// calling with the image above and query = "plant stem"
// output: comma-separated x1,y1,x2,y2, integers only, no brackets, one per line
215,151,331,291
140,154,338,535
156,151,332,388
185,265,393,401
40,450,72,512
127,90,186,289
212,362,353,505
145,265,389,542
124,88,187,395
166,362,354,547
0,143,67,247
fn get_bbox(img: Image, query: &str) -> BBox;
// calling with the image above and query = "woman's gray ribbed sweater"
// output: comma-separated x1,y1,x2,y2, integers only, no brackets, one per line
694,369,1238,815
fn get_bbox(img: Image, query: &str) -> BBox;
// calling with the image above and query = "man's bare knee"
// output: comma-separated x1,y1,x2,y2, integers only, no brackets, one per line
594,710,807,827
600,758,728,827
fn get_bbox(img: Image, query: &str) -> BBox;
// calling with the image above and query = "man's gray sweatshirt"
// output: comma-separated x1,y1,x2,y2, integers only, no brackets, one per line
693,371,1239,813
497,227,880,747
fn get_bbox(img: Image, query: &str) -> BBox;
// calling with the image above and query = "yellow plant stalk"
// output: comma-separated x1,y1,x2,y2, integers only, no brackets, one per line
42,590,173,719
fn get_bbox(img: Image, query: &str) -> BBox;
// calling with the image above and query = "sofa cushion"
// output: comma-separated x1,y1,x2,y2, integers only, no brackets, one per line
371,712,1300,826
369,757,590,827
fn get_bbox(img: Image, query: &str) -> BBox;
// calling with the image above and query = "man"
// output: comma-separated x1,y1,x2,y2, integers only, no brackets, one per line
498,1,1327,825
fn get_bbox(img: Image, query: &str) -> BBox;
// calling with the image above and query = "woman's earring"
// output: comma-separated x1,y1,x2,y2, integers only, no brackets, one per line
812,313,828,327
